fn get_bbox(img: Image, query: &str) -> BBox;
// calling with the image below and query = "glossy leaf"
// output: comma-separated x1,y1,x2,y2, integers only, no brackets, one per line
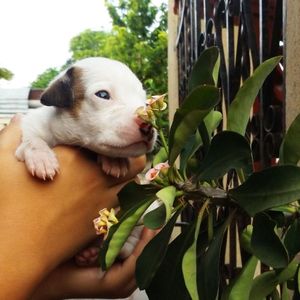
188,46,219,91
118,181,158,214
221,256,258,300
249,271,279,300
182,202,209,300
102,199,153,269
180,110,222,173
240,225,253,254
229,165,300,216
168,85,220,165
296,266,300,296
284,219,300,259
197,131,252,181
143,204,166,229
279,113,300,165
146,215,195,300
156,186,177,222
100,182,157,269
136,207,183,290
251,213,289,268
249,261,298,299
227,56,282,135
282,283,289,300
198,213,234,300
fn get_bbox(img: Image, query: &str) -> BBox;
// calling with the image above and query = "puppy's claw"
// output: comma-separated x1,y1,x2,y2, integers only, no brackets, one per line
100,156,129,178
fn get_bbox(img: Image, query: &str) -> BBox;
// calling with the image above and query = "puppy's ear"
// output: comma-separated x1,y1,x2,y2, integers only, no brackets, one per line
40,68,75,108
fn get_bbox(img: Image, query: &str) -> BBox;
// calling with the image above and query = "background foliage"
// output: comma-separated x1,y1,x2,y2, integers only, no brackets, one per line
100,48,300,300
0,67,13,81
32,0,167,95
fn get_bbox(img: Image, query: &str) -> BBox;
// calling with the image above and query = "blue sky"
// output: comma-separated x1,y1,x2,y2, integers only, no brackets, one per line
0,0,112,88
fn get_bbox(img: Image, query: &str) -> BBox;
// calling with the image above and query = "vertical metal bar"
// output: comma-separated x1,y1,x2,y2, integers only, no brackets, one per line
226,2,235,104
243,0,259,68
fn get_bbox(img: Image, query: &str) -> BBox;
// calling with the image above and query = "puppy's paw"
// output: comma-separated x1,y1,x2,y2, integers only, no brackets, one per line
75,246,100,267
16,142,60,180
100,156,130,178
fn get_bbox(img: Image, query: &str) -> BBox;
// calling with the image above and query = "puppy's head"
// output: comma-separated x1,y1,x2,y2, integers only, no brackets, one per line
41,57,157,157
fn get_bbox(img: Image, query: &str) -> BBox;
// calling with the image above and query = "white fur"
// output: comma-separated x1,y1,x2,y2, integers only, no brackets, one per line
15,57,157,179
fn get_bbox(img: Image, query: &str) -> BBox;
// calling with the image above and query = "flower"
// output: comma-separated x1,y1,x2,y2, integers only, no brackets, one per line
93,208,118,237
145,162,170,181
136,106,155,123
146,93,167,111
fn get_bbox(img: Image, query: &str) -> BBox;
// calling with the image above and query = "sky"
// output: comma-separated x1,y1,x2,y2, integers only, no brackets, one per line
0,0,112,88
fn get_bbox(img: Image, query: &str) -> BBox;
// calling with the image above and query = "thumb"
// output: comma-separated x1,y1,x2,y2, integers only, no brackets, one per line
0,114,23,150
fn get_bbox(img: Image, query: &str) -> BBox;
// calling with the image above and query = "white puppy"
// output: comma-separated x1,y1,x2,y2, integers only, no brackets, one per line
15,57,157,264
15,57,156,179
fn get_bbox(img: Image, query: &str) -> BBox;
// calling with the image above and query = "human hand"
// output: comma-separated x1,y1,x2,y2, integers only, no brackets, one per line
0,115,146,299
31,227,156,300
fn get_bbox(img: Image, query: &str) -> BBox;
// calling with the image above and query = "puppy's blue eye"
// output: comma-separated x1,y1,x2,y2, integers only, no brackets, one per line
95,90,110,100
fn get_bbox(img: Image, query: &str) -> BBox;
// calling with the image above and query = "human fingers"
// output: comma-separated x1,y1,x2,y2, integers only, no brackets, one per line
0,114,22,150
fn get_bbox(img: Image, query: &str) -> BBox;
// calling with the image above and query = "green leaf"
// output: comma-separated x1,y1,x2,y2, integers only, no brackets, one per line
284,219,300,259
118,181,158,214
251,213,289,268
281,282,289,300
249,271,278,300
182,201,209,300
156,186,177,222
277,261,298,282
249,261,298,300
146,213,195,300
153,147,168,166
240,225,253,254
136,207,183,290
213,54,220,86
227,56,282,135
197,131,252,181
198,213,234,300
221,256,258,300
169,85,220,165
296,266,300,294
188,46,219,91
204,110,223,135
143,204,166,229
279,114,300,165
229,165,300,216
180,110,222,174
101,199,153,269
100,182,158,269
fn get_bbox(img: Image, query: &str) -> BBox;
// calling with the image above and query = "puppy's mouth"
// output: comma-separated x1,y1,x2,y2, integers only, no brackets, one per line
98,140,153,157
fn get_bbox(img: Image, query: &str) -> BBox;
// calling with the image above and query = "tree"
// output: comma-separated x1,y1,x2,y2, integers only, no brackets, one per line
31,68,60,88
0,67,13,80
32,0,168,95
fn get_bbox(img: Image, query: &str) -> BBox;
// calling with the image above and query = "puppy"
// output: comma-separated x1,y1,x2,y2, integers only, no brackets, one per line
15,57,157,264
15,57,156,179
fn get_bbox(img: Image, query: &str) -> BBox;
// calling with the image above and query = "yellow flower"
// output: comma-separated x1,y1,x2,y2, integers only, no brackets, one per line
93,208,119,237
135,106,155,123
146,94,167,111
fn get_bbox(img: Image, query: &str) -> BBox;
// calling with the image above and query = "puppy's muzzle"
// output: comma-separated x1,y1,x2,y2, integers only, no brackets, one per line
135,118,154,141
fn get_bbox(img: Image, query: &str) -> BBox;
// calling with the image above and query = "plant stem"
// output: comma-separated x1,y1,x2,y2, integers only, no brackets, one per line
158,128,169,155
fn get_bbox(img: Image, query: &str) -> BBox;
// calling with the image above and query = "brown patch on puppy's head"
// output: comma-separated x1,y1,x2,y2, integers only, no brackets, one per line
40,67,85,111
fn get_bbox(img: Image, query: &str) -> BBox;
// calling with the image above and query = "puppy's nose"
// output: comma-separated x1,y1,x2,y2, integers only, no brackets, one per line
135,117,153,139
